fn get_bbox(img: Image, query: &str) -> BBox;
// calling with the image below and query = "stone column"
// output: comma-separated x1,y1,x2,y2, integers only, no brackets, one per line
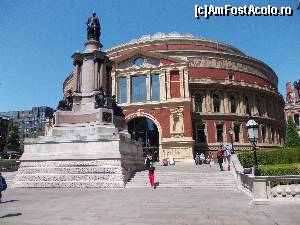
94,59,100,90
126,74,131,104
236,94,241,114
221,92,225,113
239,93,244,115
72,53,83,92
205,91,211,112
111,72,116,96
99,61,107,93
179,69,184,98
166,70,171,99
203,91,207,112
184,70,190,98
80,57,95,93
73,63,80,92
224,91,229,113
159,72,166,101
146,72,151,101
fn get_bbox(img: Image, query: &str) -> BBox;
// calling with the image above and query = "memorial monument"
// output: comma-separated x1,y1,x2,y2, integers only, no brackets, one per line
14,13,144,188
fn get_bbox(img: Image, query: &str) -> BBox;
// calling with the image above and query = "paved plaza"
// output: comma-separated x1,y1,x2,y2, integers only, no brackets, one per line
0,181,300,225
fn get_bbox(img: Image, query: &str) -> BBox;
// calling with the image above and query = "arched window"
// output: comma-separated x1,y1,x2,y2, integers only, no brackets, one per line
230,95,236,113
244,96,251,115
294,114,300,126
213,94,220,112
194,94,203,113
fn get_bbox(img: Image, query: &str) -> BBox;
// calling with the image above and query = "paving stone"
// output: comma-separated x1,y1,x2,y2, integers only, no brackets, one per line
1,163,300,225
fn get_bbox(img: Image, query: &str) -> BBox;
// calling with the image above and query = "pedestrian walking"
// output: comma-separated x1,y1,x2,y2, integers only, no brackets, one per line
148,164,155,188
144,154,152,169
0,173,7,203
208,151,214,167
195,152,200,165
226,144,232,171
217,146,224,171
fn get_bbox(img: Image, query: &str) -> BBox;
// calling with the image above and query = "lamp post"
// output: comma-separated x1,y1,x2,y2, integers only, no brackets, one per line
246,116,259,176
228,127,234,154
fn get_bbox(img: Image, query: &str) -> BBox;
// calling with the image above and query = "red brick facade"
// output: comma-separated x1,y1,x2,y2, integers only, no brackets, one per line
64,34,285,160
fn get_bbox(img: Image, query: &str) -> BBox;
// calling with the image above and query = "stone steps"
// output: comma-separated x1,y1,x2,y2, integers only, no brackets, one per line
19,160,121,167
126,164,237,189
14,180,125,188
15,173,124,182
14,159,127,188
18,166,122,174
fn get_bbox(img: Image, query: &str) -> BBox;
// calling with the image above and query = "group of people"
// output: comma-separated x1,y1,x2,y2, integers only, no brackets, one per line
195,144,233,171
195,151,215,167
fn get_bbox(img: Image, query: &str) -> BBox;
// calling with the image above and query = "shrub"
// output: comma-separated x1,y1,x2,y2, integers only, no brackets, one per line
259,164,300,187
259,163,300,176
238,148,300,168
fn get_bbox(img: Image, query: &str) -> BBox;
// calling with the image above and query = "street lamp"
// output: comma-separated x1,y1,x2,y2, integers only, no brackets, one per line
228,127,234,154
246,116,259,176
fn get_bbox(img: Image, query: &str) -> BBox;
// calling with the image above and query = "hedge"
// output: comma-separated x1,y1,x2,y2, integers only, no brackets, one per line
259,163,300,187
259,163,300,176
238,148,300,168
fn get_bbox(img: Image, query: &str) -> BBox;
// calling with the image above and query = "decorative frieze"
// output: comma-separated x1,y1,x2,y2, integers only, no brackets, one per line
188,57,276,86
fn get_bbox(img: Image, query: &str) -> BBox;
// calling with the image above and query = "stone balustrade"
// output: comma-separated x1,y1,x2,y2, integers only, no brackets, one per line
271,183,300,198
231,155,300,204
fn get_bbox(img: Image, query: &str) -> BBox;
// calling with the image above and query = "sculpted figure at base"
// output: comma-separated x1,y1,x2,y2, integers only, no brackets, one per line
57,90,73,111
95,87,106,108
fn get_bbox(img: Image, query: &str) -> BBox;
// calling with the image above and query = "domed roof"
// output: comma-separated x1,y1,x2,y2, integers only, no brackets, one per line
106,32,245,56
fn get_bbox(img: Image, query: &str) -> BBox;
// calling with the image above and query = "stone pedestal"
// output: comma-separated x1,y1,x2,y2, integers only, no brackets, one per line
14,18,143,188
15,133,144,188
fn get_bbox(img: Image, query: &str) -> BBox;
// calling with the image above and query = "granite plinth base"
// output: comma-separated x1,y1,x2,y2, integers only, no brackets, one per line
14,134,144,188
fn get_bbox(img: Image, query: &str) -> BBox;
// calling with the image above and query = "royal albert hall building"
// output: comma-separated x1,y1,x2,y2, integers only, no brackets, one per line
64,32,285,161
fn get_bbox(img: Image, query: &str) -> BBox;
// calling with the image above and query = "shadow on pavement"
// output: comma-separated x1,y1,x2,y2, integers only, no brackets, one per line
0,213,22,218
0,200,20,204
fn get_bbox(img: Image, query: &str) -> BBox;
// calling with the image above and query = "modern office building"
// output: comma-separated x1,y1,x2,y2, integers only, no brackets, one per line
0,106,53,145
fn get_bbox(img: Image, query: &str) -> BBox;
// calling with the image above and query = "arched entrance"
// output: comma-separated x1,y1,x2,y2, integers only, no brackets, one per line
127,117,159,161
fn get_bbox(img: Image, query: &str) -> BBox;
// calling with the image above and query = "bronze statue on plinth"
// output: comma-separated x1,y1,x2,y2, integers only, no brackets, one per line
87,12,101,41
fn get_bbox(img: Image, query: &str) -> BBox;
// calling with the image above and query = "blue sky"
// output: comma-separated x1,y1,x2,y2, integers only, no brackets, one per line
0,0,299,111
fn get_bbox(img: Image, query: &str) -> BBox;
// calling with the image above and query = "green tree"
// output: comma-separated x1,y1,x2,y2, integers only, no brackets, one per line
285,117,300,148
7,122,20,150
